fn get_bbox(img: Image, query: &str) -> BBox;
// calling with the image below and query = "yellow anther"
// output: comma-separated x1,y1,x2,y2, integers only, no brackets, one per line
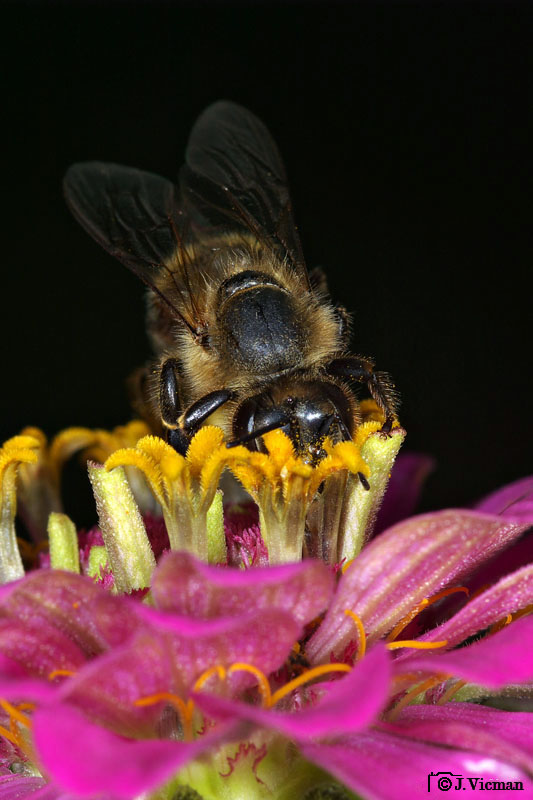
228,663,272,706
389,674,449,720
344,609,366,661
262,429,295,470
437,678,468,705
386,601,429,643
341,559,354,574
386,639,448,651
134,692,193,741
269,663,351,708
134,691,188,714
386,586,469,643
512,602,533,622
489,613,513,634
392,672,419,683
429,586,469,603
187,426,225,477
0,699,32,728
105,448,167,507
192,664,227,693
0,724,19,746
0,447,38,483
48,669,76,680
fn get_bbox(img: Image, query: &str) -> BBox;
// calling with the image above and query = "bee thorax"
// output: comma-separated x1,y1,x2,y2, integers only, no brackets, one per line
217,283,306,374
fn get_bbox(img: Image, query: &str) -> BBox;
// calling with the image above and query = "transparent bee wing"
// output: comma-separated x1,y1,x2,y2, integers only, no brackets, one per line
181,100,309,288
64,103,311,339
63,161,201,335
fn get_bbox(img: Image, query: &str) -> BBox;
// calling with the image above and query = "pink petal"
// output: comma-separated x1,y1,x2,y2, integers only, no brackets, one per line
136,607,301,683
57,632,178,736
0,571,142,667
398,616,533,687
0,675,58,705
409,563,533,650
32,786,107,800
151,552,334,624
194,644,390,740
475,476,533,523
374,452,435,535
302,730,533,799
460,533,533,601
0,777,46,800
33,704,235,800
307,510,529,664
0,619,88,677
58,611,300,734
392,704,533,772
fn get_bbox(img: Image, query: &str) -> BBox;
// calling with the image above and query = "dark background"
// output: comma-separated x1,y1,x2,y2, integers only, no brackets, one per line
2,2,532,525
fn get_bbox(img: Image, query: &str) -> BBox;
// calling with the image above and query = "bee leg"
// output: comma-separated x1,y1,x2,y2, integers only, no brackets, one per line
180,389,234,437
227,407,291,448
160,357,233,456
165,388,234,455
160,359,189,454
325,356,399,432
160,358,184,425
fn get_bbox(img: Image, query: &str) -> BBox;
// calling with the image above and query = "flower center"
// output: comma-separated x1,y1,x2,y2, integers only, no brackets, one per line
134,658,353,742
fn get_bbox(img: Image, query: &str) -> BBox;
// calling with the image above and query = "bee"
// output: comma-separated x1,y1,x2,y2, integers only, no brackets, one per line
64,101,398,465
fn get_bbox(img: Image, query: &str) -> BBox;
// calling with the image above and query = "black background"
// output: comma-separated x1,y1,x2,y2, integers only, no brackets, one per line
2,2,532,525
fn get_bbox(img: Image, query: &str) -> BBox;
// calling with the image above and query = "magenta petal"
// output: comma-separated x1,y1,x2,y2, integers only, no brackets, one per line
31,786,105,800
151,552,334,624
136,607,301,684
399,616,533,687
0,619,88,678
58,611,300,734
194,644,390,740
0,676,57,705
0,777,47,800
393,704,533,772
33,704,234,800
56,632,177,736
475,475,533,523
0,571,143,676
301,729,533,800
374,452,435,535
410,563,533,650
307,510,529,664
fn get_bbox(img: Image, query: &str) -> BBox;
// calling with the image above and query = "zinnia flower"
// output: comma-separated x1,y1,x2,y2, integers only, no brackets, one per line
0,417,532,799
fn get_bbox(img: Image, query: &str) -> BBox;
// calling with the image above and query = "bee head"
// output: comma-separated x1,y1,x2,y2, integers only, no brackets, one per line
231,379,354,465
